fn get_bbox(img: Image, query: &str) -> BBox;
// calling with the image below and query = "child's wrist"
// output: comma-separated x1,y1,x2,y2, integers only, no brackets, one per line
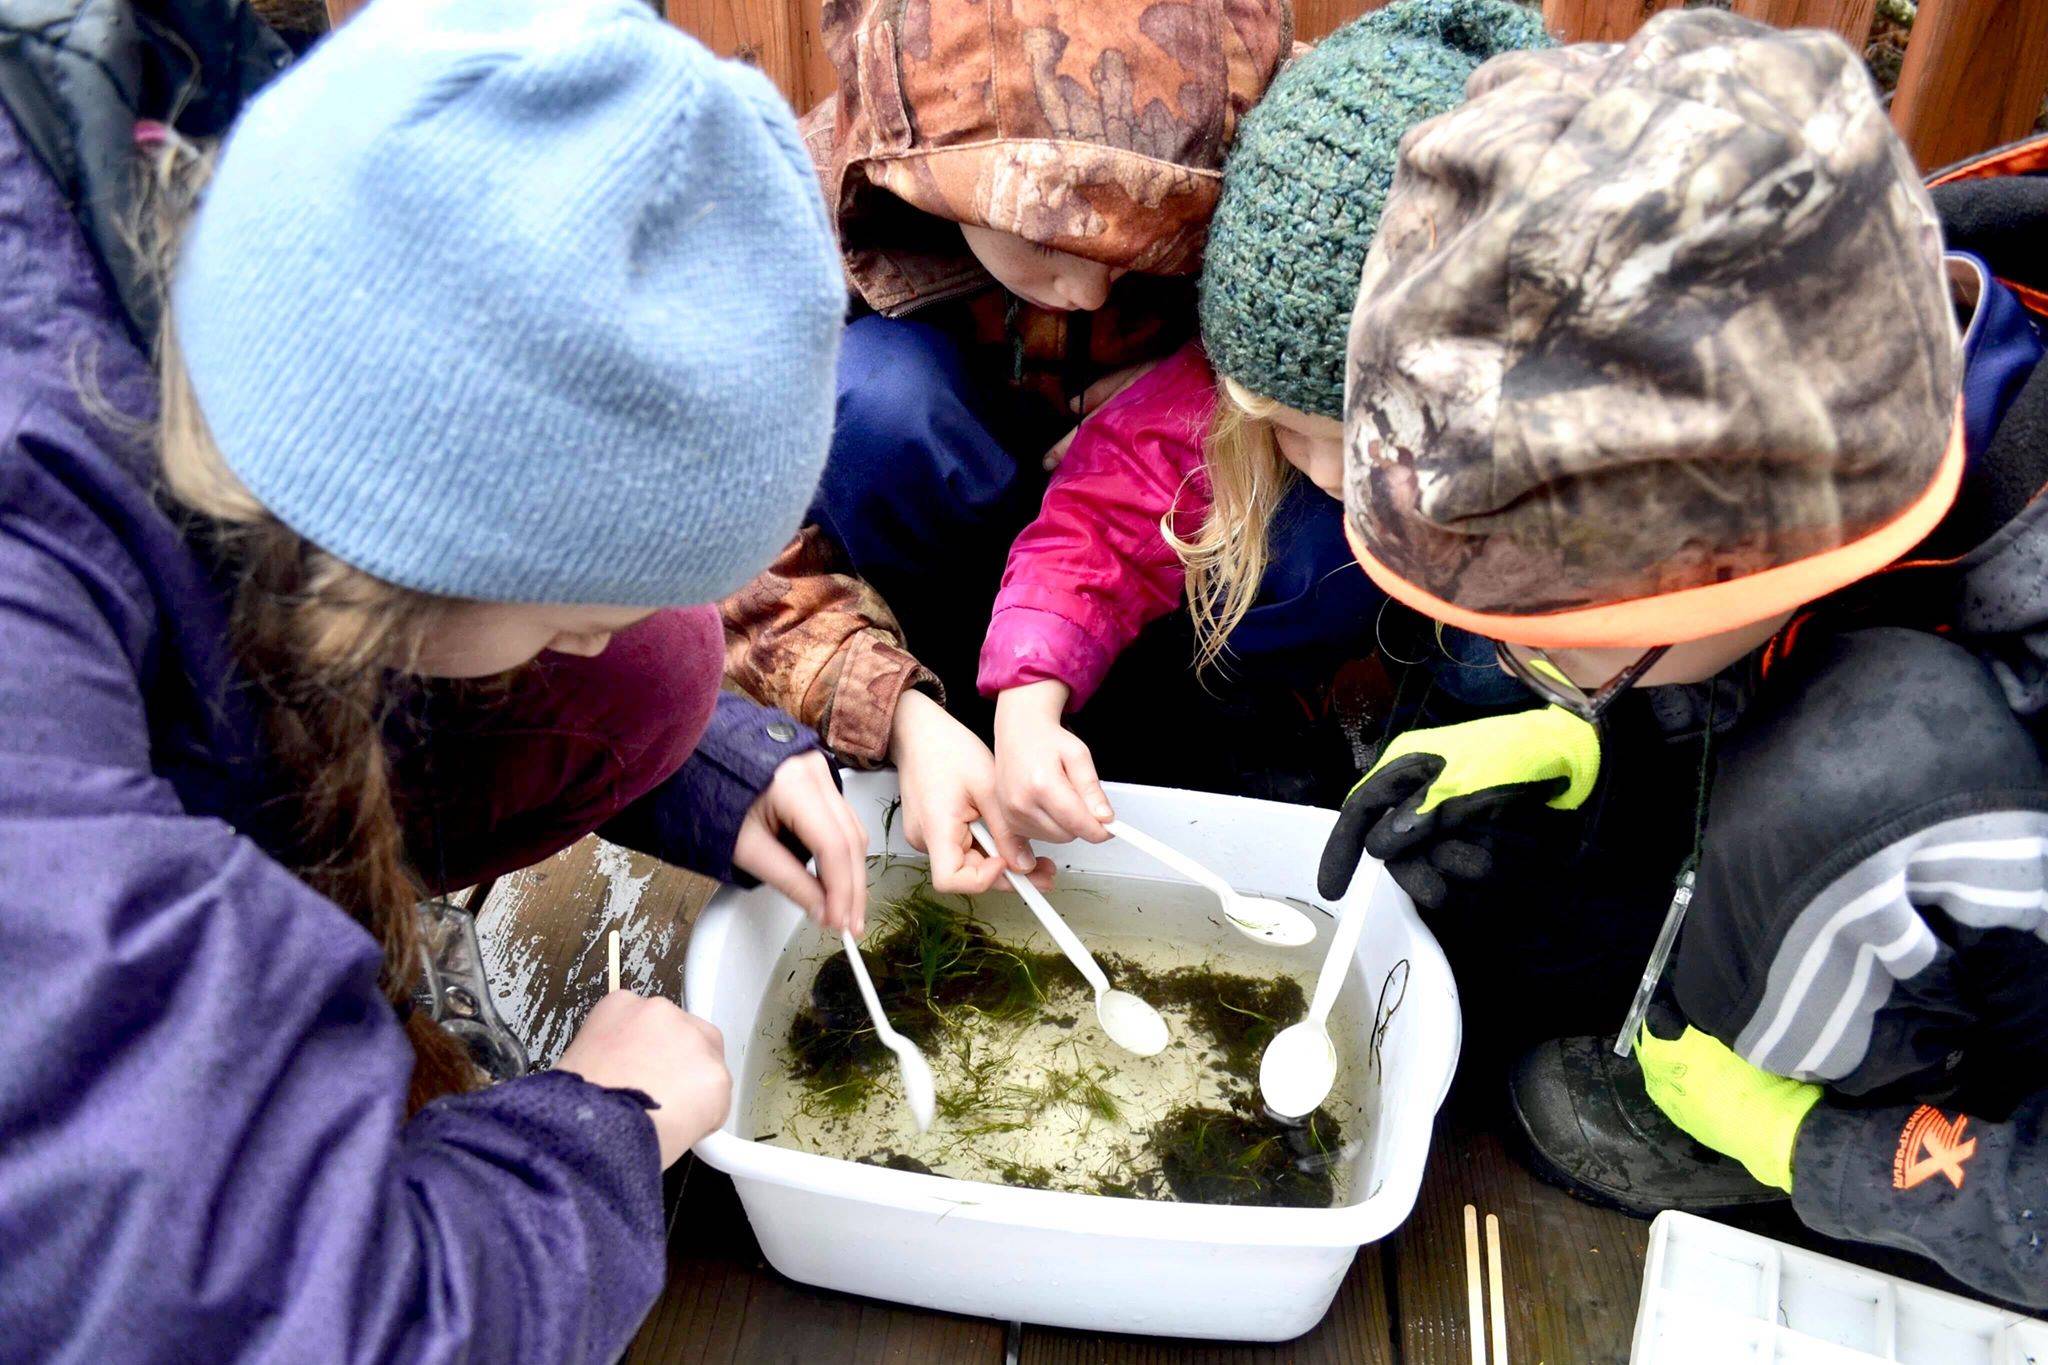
888,688,945,765
997,679,1072,727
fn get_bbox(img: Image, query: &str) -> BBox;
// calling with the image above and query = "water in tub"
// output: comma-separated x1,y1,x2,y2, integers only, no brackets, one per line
743,858,1397,1207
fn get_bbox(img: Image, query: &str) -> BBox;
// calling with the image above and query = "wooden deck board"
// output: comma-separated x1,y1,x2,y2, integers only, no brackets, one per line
476,836,713,1066
624,1164,756,1365
1017,1246,1398,1364
626,1161,1008,1365
1391,1102,1650,1364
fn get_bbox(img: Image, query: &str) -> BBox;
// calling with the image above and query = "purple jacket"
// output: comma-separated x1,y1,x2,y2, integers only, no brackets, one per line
0,86,797,1361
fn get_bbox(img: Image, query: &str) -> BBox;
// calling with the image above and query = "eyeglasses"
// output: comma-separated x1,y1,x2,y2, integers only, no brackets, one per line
1493,641,1671,724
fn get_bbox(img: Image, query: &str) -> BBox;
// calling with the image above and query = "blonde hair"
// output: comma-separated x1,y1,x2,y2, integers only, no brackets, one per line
144,134,478,1112
1163,376,1298,675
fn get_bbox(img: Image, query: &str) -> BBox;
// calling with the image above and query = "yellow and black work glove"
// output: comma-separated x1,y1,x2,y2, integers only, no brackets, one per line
1317,706,1601,910
1638,1016,1821,1192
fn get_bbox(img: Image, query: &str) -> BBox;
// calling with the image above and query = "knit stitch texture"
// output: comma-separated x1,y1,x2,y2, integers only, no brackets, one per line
1199,0,1550,417
176,0,844,606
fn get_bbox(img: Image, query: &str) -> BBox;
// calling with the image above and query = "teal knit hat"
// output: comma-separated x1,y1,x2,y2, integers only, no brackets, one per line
1199,0,1551,418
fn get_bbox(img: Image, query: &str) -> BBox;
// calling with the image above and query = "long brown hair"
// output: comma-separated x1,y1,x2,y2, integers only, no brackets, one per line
141,134,477,1111
1163,377,1296,675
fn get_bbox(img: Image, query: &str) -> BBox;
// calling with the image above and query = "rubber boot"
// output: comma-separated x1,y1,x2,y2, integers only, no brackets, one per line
1508,1010,1789,1218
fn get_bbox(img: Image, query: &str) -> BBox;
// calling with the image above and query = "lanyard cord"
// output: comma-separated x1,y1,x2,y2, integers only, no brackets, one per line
1006,292,1025,385
1613,679,1722,1056
1678,682,1719,883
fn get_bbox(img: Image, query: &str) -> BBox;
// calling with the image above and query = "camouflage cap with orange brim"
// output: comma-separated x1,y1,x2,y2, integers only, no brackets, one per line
1341,8,1964,650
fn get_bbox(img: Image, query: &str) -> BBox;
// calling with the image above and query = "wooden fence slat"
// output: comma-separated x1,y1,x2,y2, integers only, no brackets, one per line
326,0,819,109
798,0,835,113
1891,0,2048,170
1541,0,1683,44
664,0,808,108
1728,0,1877,45
1294,0,1393,43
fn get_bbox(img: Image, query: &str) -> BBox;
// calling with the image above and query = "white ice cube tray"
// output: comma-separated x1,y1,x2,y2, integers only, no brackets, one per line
1631,1212,2047,1364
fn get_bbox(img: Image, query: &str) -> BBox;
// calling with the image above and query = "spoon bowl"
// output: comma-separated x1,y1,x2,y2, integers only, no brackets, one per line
1096,987,1170,1057
1104,821,1318,947
1259,1020,1339,1120
970,823,1172,1059
840,930,936,1133
1218,894,1319,947
888,1034,939,1132
1255,865,1379,1119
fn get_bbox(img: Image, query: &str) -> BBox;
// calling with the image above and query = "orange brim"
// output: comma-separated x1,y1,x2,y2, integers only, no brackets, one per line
1348,407,1966,649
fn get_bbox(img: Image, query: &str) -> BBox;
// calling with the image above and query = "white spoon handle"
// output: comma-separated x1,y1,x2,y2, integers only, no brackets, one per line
969,822,1111,996
1103,820,1231,897
840,931,902,1045
1308,866,1377,1026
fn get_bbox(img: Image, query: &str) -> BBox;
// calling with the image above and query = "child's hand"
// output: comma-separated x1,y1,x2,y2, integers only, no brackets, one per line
890,691,1053,895
734,750,870,935
556,990,731,1168
993,681,1115,844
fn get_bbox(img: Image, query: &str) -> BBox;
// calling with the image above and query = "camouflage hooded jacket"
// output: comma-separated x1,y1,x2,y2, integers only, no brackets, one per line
811,0,1289,411
725,0,1291,764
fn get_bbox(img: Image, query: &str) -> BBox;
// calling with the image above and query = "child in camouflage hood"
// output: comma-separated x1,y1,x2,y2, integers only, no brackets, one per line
724,0,1290,893
1320,9,2046,1307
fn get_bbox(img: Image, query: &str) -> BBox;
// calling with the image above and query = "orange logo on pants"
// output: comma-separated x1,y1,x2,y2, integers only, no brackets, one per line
1892,1105,1975,1191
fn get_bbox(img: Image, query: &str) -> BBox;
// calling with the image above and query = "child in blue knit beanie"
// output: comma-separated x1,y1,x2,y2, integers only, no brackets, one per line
0,0,869,1353
169,0,868,1111
980,0,1552,844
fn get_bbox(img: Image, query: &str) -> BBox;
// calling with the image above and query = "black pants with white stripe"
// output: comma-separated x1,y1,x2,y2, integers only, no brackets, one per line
1672,626,2048,1303
1676,627,2048,1112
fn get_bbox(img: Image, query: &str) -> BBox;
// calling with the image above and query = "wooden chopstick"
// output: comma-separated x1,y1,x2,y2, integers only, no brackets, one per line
1486,1212,1508,1364
1464,1203,1485,1365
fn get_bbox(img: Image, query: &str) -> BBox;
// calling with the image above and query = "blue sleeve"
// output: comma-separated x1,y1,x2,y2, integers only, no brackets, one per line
0,517,665,1362
600,690,821,881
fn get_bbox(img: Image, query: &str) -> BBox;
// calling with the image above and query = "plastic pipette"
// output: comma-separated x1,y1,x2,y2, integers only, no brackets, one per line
1613,869,1694,1058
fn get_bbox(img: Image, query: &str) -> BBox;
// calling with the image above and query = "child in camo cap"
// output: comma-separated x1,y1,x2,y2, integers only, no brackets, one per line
1321,9,2047,1307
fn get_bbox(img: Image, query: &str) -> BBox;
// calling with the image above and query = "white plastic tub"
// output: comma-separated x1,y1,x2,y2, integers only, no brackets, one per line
1631,1212,2048,1364
684,773,1460,1341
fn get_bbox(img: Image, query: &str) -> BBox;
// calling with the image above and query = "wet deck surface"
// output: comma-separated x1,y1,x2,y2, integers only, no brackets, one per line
476,836,1996,1364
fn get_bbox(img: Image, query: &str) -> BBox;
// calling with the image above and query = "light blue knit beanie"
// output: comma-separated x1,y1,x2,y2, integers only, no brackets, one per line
175,0,845,606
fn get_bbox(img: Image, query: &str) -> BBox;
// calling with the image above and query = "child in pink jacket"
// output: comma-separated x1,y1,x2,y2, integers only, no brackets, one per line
979,0,1550,841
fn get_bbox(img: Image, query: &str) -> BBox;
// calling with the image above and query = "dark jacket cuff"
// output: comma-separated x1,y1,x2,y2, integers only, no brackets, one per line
600,692,819,882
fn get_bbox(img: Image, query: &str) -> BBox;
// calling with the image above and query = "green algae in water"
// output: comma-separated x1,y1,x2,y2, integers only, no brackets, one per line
1106,956,1307,1080
1151,1104,1346,1208
785,886,1085,1116
856,1151,938,1175
760,867,1365,1209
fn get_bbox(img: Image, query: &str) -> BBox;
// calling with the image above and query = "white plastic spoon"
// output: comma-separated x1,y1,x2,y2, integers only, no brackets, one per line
1104,820,1318,947
970,823,1170,1057
1258,867,1376,1119
840,930,936,1133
